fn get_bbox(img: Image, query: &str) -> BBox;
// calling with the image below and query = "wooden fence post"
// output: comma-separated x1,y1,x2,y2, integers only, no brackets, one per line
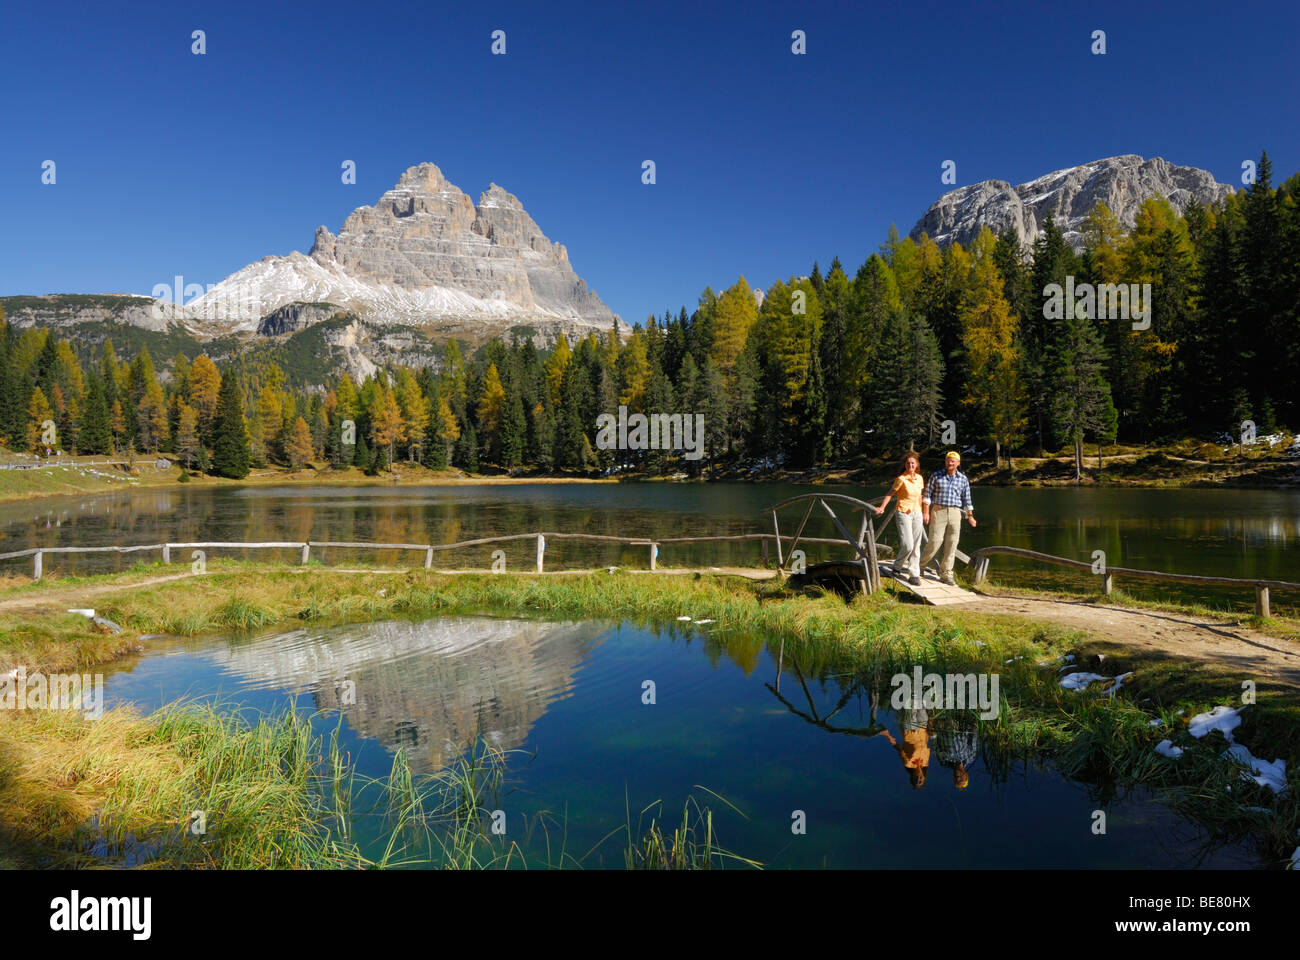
33,551,42,581
649,543,658,571
863,519,878,594
1102,572,1114,596
1256,585,1270,618
536,534,545,573
425,546,434,570
162,544,171,564
301,543,310,565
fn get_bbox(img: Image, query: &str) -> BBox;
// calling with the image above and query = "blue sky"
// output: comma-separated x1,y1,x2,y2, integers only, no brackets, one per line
3,0,1297,326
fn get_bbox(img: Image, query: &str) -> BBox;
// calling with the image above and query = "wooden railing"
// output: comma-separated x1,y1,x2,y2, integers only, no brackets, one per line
767,493,885,593
0,530,866,582
968,545,1299,617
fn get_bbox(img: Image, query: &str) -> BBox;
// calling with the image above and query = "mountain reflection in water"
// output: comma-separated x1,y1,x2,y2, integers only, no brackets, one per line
202,617,605,773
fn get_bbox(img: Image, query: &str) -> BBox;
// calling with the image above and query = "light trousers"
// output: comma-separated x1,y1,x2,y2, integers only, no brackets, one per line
895,509,924,578
921,505,963,578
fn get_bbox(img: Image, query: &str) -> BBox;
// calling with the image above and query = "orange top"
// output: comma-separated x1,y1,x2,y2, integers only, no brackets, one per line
900,728,930,768
890,473,924,514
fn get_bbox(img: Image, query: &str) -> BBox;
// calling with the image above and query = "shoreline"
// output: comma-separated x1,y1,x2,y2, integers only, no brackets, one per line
0,452,1297,507
0,566,1295,868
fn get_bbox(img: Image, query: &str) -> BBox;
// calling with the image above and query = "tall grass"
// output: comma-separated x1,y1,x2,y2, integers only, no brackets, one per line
623,789,762,870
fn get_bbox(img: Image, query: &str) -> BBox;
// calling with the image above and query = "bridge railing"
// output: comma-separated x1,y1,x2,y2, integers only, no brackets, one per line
968,545,1300,617
766,493,888,593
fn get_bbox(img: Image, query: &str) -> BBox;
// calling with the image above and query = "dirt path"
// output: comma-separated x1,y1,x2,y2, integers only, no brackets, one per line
967,594,1300,687
0,573,196,615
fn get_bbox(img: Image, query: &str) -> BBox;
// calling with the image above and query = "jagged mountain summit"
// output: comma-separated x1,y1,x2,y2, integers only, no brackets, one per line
2,163,626,383
189,162,624,337
908,155,1234,252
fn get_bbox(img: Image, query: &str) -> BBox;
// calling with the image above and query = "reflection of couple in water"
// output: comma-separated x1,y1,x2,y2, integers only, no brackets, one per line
877,706,979,790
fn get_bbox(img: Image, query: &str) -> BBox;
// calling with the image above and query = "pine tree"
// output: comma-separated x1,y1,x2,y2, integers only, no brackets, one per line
211,370,250,479
395,368,429,460
175,402,201,470
818,258,854,458
1051,309,1115,480
557,362,592,470
500,392,526,470
1026,214,1077,453
708,277,759,376
962,229,1027,467
78,374,112,455
285,416,314,470
371,387,405,476
545,336,572,407
26,387,54,453
798,343,829,466
431,394,460,468
476,363,506,462
457,421,479,472
256,388,284,463
137,378,168,454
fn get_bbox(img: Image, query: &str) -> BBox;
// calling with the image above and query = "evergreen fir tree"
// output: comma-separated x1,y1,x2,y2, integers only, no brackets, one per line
211,370,250,479
78,374,113,455
500,392,526,470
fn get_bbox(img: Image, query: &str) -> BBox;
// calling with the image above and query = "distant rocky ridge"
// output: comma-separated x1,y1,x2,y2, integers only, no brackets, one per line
909,155,1234,252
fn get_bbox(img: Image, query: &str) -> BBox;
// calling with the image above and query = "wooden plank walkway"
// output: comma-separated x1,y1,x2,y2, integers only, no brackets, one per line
879,564,980,606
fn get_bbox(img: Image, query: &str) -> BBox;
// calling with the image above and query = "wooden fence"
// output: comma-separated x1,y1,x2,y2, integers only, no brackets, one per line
0,531,867,582
969,545,1299,617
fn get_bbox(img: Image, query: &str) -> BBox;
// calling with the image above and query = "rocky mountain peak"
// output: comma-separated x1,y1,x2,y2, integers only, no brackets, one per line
181,162,624,363
478,182,523,210
395,161,456,194
909,155,1234,252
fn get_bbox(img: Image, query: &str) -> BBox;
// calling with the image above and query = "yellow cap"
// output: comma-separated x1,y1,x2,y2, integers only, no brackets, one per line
945,451,961,463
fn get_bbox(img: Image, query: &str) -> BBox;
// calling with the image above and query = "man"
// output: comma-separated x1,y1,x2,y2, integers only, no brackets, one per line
920,450,976,585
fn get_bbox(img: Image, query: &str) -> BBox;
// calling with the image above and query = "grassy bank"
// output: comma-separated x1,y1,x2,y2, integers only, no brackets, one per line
1,565,1297,867
0,456,620,505
2,430,1297,508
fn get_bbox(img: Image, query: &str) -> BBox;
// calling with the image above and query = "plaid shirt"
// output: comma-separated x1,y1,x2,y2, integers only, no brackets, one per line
923,469,973,511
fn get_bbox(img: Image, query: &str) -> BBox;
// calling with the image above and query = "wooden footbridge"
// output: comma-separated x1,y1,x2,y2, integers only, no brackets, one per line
766,493,979,605
2,492,1295,614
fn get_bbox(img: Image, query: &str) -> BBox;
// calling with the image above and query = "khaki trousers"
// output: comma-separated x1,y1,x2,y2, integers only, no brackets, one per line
921,506,962,578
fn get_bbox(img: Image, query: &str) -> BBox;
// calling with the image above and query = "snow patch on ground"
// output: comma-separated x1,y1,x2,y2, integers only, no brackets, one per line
1155,739,1184,759
1188,705,1243,741
1060,672,1106,691
1222,743,1288,794
1058,670,1133,695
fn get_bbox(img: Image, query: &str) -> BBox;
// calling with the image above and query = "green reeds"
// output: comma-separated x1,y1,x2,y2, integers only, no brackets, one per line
623,789,762,870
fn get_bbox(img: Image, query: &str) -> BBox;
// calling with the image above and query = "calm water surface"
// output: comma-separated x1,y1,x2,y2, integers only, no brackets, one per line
3,483,1299,584
100,615,1260,869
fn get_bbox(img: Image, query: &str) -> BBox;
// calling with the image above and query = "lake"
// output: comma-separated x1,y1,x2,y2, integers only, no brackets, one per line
99,614,1259,868
3,483,1299,589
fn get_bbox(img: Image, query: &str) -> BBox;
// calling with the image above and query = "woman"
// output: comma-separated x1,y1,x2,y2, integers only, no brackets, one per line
877,705,930,789
873,451,924,586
